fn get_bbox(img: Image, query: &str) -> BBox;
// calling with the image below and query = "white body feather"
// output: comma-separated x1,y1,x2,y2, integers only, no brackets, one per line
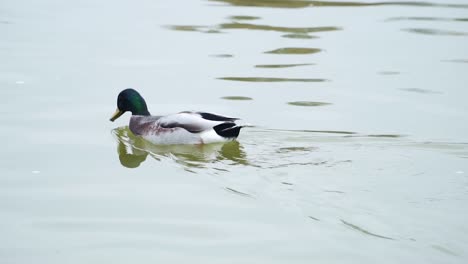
129,112,239,145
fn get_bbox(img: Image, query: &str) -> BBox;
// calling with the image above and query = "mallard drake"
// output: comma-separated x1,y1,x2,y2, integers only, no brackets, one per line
110,89,245,145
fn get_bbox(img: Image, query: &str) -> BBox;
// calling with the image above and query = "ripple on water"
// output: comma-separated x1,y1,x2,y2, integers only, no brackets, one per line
442,59,468,64
431,245,459,256
210,0,468,9
378,71,400,75
220,23,340,34
228,15,260,21
402,142,468,158
210,0,370,8
167,25,203,32
399,88,442,94
166,25,223,34
341,219,394,240
225,187,253,197
402,28,468,36
255,63,314,68
276,146,317,153
204,29,223,34
357,134,404,139
218,77,327,82
221,96,253,100
211,54,234,58
167,22,339,37
288,101,331,107
282,33,317,39
386,16,468,22
265,47,321,55
266,128,357,135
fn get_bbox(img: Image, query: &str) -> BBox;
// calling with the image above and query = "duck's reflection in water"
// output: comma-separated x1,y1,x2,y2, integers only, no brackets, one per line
112,127,248,169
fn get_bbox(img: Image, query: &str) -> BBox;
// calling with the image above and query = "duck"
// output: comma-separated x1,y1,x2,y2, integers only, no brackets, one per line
110,88,245,145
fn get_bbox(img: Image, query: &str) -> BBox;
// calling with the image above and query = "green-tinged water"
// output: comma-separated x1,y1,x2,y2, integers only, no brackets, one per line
1,0,468,263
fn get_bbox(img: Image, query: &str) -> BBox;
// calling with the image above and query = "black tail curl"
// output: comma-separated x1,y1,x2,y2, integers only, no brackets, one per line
213,123,242,138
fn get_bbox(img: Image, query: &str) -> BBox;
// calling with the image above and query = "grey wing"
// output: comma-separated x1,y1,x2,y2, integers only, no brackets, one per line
158,112,235,133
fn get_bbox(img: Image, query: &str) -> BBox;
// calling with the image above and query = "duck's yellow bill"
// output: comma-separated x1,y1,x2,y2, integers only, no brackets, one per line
110,109,124,122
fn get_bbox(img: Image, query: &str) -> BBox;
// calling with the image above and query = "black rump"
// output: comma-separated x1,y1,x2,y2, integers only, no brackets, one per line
213,123,242,138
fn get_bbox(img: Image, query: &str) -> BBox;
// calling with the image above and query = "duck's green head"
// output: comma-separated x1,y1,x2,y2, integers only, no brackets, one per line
110,88,151,122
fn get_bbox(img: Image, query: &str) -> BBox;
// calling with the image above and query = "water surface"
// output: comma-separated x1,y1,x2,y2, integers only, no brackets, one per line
1,0,468,263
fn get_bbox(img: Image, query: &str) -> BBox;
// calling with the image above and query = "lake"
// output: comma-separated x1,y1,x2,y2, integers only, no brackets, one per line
1,0,468,263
